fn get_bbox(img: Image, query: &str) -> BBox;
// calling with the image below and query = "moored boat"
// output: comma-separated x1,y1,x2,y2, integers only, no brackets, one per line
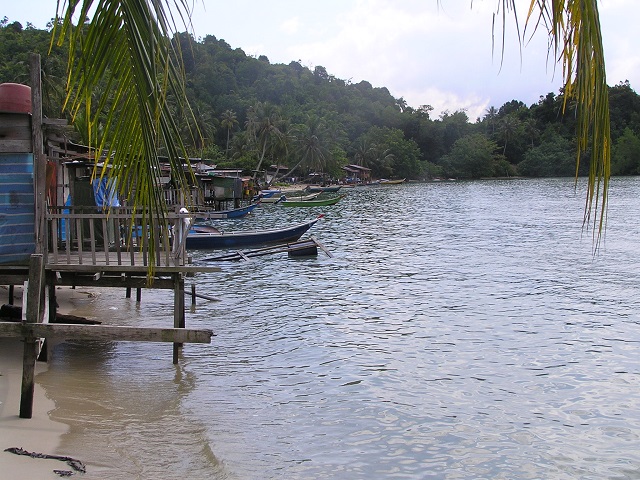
193,202,259,221
260,192,322,203
379,178,406,185
305,185,343,193
186,216,323,249
280,194,345,207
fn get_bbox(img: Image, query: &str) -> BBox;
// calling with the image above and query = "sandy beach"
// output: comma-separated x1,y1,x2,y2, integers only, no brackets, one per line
0,285,95,479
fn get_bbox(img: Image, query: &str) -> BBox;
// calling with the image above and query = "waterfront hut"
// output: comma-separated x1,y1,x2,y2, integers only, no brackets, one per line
342,164,372,184
0,55,216,418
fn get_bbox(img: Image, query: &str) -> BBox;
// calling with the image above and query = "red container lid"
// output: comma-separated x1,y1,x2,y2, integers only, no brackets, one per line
0,83,32,114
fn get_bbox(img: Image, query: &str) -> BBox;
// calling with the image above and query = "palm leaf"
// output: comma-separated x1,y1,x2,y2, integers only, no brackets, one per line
52,0,199,272
526,0,610,244
494,1,610,245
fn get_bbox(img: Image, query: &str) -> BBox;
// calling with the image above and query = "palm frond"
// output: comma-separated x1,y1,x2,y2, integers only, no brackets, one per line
523,0,610,244
51,0,200,271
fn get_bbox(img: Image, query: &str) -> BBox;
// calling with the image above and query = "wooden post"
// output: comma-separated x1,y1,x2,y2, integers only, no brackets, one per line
8,284,14,305
30,54,45,255
172,273,184,364
191,284,196,305
47,272,57,324
20,254,45,418
136,288,142,302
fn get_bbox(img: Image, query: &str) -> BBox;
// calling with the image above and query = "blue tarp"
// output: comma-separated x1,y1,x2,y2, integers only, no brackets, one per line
92,177,120,208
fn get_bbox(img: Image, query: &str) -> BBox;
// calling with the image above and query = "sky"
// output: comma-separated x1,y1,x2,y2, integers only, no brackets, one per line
4,0,639,121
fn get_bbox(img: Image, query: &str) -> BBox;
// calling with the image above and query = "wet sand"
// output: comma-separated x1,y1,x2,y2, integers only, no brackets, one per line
0,286,95,479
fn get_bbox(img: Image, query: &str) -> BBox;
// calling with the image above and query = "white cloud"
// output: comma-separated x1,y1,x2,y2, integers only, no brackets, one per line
280,16,301,36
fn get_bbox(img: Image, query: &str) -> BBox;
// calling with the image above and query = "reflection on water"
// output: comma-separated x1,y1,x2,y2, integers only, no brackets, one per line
39,178,640,479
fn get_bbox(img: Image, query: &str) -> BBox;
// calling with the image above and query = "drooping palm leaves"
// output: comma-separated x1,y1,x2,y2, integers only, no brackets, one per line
500,0,610,242
52,0,199,269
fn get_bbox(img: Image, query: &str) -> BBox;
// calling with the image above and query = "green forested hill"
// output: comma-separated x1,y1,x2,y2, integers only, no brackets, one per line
2,18,640,181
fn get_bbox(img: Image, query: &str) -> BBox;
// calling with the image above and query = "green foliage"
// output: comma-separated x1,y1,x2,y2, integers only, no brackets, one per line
611,128,640,175
2,20,640,182
440,134,500,179
517,128,575,177
0,17,67,117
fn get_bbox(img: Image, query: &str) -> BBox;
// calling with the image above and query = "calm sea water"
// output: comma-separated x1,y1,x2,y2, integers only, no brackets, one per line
39,178,640,479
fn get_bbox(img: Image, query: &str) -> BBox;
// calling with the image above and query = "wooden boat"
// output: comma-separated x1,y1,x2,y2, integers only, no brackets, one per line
193,202,259,221
305,185,342,193
202,236,333,261
259,189,281,197
280,194,345,207
252,189,281,202
379,178,406,185
259,192,321,203
186,215,323,249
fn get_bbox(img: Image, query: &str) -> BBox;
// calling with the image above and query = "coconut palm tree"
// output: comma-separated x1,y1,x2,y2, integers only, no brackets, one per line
245,102,285,185
485,106,498,135
280,117,330,182
498,114,522,156
354,139,373,168
220,109,238,158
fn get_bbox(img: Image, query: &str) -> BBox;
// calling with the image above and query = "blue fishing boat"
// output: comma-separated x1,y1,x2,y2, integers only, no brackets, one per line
193,202,259,221
186,215,323,249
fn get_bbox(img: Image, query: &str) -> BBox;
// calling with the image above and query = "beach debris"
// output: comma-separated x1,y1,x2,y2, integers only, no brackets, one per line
4,447,86,474
54,470,74,477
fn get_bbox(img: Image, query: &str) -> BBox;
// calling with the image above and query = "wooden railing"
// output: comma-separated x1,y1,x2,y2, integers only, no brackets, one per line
45,206,191,267
163,187,202,207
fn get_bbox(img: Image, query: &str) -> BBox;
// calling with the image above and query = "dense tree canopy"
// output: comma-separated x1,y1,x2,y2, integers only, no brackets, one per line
2,17,639,183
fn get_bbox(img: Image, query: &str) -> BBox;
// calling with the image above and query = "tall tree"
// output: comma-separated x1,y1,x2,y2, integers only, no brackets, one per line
245,102,284,184
498,114,521,156
220,109,238,158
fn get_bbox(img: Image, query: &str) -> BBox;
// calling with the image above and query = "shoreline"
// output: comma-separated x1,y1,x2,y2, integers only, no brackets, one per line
0,285,96,479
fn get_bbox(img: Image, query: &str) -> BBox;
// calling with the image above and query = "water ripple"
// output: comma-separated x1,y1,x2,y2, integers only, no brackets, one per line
39,178,640,479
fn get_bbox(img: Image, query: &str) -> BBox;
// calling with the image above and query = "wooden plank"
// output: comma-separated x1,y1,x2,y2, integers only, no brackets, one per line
0,273,30,284
0,139,32,152
53,275,176,289
0,322,213,343
41,118,68,127
0,113,31,153
0,112,31,128
48,264,220,273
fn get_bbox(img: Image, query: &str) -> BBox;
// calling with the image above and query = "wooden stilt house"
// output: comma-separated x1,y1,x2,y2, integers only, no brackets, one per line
0,55,217,418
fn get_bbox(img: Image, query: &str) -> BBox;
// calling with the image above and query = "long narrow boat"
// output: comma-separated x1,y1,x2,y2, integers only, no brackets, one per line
280,194,345,207
305,185,343,193
379,178,406,185
186,215,323,249
202,236,333,261
259,192,321,204
193,202,259,221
